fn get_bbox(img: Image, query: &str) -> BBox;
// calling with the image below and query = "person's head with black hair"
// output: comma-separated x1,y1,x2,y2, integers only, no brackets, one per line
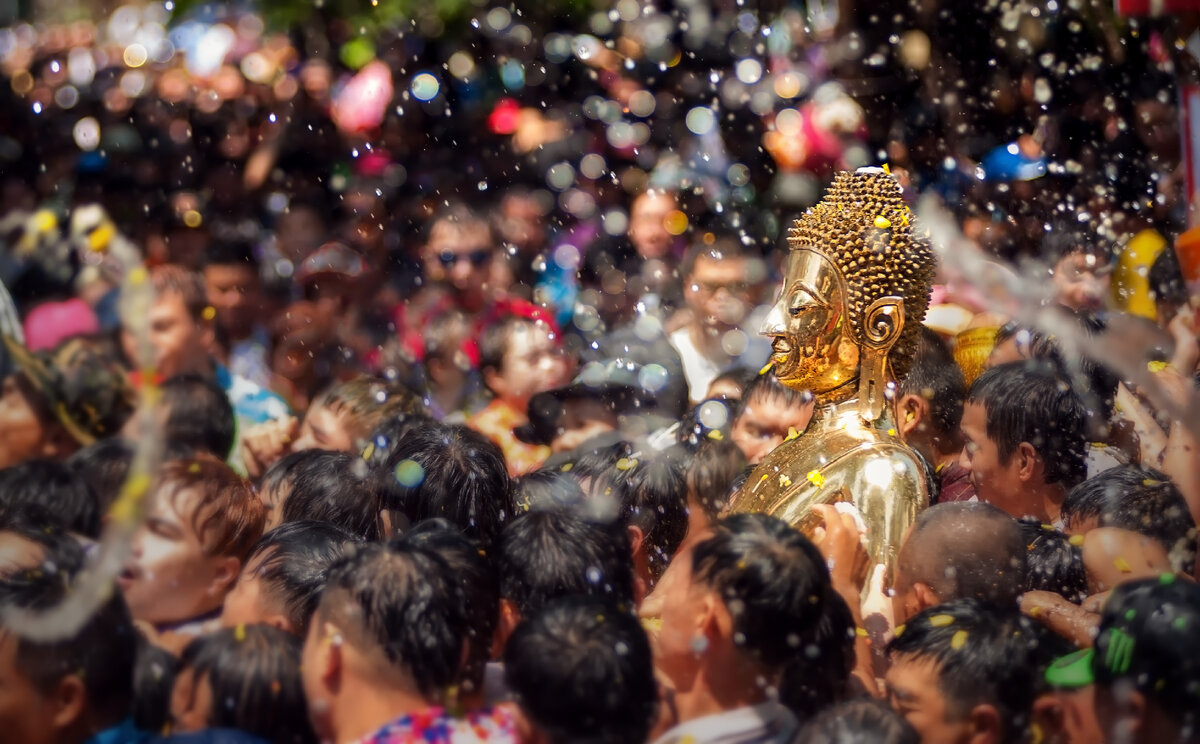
676,398,737,451
504,596,657,744
961,361,1088,524
704,365,759,403
171,624,313,744
202,239,262,344
886,599,1066,744
397,519,498,703
683,438,747,532
985,309,1119,428
133,637,178,734
679,234,765,346
1148,246,1189,328
262,449,381,541
361,410,436,467
421,202,499,314
585,449,690,589
0,502,86,580
374,422,514,547
514,468,586,512
0,458,99,537
892,502,1028,624
151,373,236,459
1016,519,1088,604
67,437,134,515
478,313,571,416
495,508,635,648
656,513,836,732
780,587,856,720
730,370,815,465
301,542,468,743
1042,222,1112,313
1062,464,1197,575
796,698,919,744
220,520,359,637
293,376,426,456
0,560,139,744
897,326,966,465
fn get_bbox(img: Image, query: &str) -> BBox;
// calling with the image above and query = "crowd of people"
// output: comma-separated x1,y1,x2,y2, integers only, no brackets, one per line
1,0,1200,743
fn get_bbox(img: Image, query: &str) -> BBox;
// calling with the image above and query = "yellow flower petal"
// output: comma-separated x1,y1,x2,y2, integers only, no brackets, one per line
951,629,968,649
929,614,954,627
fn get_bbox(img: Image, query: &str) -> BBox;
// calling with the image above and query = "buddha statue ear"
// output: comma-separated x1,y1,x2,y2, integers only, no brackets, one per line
856,295,905,422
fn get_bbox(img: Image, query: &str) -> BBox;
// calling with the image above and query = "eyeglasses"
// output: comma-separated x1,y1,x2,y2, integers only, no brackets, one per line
692,280,752,296
438,249,493,268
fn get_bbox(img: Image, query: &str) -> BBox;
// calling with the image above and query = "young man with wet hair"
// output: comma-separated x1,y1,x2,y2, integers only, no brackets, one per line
960,361,1088,527
300,542,517,743
729,371,816,466
653,513,839,744
373,422,514,546
495,508,636,648
886,598,1065,744
504,597,658,744
263,450,382,541
219,520,359,637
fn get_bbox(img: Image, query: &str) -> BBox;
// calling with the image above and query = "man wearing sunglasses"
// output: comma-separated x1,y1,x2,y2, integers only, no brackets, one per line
421,204,500,316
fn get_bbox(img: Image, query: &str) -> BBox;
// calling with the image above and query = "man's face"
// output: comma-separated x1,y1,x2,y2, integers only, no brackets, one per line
761,249,857,395
886,655,973,744
169,666,214,734
1043,687,1104,744
125,292,212,380
549,398,619,453
0,374,53,470
487,323,571,412
119,486,226,626
655,552,708,688
1052,252,1109,313
889,536,923,626
292,403,355,454
300,616,334,743
730,393,815,465
684,255,755,331
629,192,676,260
204,263,261,339
0,632,61,744
959,402,1025,517
424,222,495,313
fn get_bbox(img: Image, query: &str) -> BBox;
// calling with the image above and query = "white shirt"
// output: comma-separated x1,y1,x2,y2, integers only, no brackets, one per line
652,702,799,744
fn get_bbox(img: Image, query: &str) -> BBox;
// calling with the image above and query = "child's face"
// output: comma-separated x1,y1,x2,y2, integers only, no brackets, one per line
169,666,214,734
1052,251,1110,312
219,551,276,631
550,398,619,453
488,324,571,411
119,486,229,626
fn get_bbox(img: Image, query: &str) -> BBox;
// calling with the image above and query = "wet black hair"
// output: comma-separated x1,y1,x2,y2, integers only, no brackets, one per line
67,437,134,515
684,439,746,520
605,451,690,582
177,625,314,744
316,542,467,700
904,502,1029,608
397,519,498,695
738,370,814,417
373,422,514,548
796,698,919,744
514,468,586,511
160,373,237,460
362,410,437,467
203,239,261,271
1062,465,1197,575
1016,519,1088,603
691,513,834,674
898,326,966,436
0,458,99,537
504,597,657,744
133,637,178,733
780,588,856,719
966,361,1088,488
707,365,759,401
497,508,635,619
887,599,1068,744
0,557,137,726
266,450,381,541
1148,246,1189,310
0,502,86,578
243,520,360,637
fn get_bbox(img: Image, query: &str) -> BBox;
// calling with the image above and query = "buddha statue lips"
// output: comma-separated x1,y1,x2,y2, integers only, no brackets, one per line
725,168,937,586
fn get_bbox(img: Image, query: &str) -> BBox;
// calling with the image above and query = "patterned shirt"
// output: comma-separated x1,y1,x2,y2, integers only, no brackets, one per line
355,706,518,744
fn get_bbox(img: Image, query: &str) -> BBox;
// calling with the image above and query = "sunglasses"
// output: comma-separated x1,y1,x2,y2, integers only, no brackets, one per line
437,249,492,268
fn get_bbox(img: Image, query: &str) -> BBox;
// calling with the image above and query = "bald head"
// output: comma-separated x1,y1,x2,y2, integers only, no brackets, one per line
896,503,1027,615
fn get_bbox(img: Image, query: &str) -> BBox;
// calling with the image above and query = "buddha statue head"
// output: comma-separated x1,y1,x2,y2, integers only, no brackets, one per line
762,169,935,416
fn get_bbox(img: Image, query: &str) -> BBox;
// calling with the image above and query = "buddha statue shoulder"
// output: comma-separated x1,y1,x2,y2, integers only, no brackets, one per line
725,167,937,573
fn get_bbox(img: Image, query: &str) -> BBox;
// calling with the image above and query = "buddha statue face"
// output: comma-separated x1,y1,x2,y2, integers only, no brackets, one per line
762,248,860,395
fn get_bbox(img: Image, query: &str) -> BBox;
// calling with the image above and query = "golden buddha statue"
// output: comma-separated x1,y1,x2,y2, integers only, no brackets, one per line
725,168,937,576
